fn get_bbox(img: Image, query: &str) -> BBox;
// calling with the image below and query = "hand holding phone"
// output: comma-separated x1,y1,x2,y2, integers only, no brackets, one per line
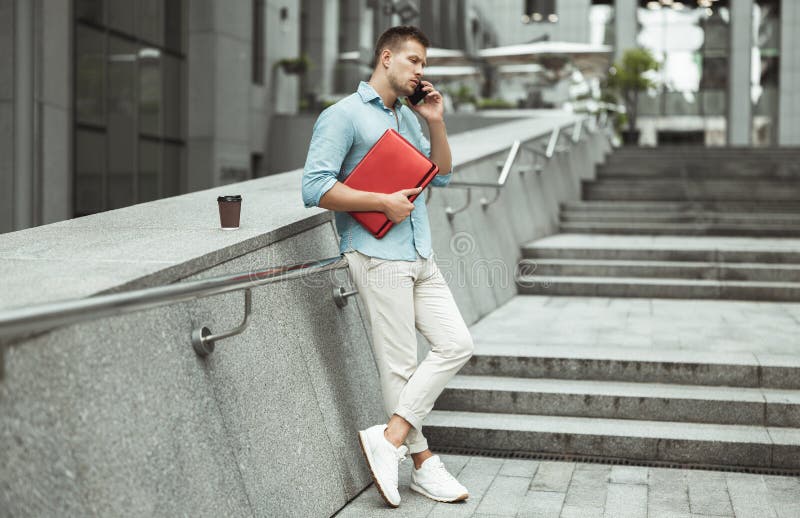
407,81,428,105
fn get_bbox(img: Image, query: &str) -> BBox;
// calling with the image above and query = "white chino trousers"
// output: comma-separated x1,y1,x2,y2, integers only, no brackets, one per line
345,250,474,454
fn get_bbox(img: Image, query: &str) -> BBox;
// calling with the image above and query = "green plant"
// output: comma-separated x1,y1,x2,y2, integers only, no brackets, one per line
452,85,477,107
275,54,312,75
606,48,659,133
476,98,514,110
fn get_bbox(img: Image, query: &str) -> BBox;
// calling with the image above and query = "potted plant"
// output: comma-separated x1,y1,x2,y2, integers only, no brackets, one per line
276,54,311,75
607,48,659,145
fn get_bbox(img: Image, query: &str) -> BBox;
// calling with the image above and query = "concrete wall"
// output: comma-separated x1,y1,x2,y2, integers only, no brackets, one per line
0,114,610,517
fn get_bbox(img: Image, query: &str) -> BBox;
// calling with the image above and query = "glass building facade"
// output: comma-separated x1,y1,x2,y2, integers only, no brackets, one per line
74,0,187,217
636,1,730,145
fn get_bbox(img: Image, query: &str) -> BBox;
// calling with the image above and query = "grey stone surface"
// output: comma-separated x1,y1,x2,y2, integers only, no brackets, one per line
517,490,565,518
0,223,381,517
529,461,575,492
603,483,647,518
648,468,691,516
468,294,800,358
474,475,530,516
726,473,777,518
0,299,253,517
439,375,769,425
563,464,609,516
609,466,649,485
338,454,798,517
498,458,539,479
686,470,734,517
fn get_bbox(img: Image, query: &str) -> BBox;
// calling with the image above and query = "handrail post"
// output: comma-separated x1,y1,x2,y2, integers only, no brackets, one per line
192,288,253,357
445,187,472,221
571,120,582,143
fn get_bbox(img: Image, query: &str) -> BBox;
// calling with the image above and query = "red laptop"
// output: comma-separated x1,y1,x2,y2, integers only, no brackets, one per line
343,128,439,239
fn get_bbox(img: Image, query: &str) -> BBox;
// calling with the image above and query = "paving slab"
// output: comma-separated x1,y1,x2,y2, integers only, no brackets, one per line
336,454,798,517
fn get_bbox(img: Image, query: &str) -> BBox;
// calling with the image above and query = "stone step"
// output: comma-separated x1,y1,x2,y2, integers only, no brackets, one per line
461,343,800,389
516,275,800,301
560,211,800,225
561,201,800,213
558,221,800,237
583,181,800,202
607,147,800,157
423,410,800,469
597,164,800,178
527,259,800,282
522,239,800,264
436,375,800,427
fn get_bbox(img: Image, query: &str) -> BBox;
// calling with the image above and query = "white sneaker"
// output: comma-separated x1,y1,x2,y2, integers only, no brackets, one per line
410,455,469,503
357,424,409,508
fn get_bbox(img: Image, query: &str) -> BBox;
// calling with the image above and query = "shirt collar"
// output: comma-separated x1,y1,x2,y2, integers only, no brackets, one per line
357,81,402,110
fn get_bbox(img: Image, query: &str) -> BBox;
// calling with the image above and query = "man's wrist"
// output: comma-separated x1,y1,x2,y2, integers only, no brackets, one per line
426,118,445,126
373,192,388,212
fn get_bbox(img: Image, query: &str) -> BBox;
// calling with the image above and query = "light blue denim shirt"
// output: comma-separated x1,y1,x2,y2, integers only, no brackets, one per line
301,81,452,261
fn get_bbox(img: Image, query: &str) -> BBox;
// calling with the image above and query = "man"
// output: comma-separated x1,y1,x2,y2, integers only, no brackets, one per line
301,26,473,508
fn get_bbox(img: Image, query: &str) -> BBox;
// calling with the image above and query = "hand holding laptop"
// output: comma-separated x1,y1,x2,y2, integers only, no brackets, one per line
383,187,423,224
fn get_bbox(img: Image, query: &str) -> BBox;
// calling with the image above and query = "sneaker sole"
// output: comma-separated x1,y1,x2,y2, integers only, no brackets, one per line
409,482,469,503
357,430,400,508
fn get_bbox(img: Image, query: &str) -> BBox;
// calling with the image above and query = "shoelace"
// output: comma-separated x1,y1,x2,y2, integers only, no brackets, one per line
429,460,458,483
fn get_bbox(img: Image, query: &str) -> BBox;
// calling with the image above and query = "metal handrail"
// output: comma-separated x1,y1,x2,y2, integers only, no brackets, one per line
0,255,352,357
444,139,521,219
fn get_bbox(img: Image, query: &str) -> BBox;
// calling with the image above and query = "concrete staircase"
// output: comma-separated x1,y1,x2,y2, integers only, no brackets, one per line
563,148,800,237
425,148,800,472
517,236,800,301
426,342,800,471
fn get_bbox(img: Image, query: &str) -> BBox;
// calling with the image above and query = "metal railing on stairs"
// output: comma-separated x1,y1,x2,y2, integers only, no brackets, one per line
0,255,353,363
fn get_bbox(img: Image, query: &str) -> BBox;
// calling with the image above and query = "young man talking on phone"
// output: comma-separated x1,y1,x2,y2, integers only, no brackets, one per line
301,26,474,507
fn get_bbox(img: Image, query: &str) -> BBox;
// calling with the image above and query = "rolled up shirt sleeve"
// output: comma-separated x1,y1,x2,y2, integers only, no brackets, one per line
301,107,354,208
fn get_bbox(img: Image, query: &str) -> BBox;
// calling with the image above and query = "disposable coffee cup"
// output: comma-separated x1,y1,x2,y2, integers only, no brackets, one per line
217,195,242,230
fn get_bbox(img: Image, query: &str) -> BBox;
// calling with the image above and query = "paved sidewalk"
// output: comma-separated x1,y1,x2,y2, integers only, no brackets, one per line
335,454,800,517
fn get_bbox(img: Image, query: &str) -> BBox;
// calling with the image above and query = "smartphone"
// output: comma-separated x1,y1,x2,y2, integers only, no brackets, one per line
407,82,428,105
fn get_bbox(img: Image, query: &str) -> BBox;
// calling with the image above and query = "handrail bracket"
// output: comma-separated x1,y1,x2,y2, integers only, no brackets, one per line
192,288,253,357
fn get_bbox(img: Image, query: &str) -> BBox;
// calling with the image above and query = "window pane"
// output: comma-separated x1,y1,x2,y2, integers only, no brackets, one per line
107,0,135,34
75,26,105,126
75,129,106,216
162,143,183,198
138,0,164,46
163,54,183,139
107,36,137,210
75,0,104,23
139,47,162,136
139,139,161,202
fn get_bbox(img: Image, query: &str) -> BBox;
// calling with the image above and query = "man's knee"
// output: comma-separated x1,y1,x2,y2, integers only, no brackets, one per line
450,331,474,363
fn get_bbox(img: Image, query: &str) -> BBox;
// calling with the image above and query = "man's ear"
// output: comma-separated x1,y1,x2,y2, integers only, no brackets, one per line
381,48,392,68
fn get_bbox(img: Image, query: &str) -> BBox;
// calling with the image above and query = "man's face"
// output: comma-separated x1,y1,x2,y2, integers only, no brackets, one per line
384,39,427,97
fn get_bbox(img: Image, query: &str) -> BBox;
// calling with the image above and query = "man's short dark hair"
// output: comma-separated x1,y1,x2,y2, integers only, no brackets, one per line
373,26,430,68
